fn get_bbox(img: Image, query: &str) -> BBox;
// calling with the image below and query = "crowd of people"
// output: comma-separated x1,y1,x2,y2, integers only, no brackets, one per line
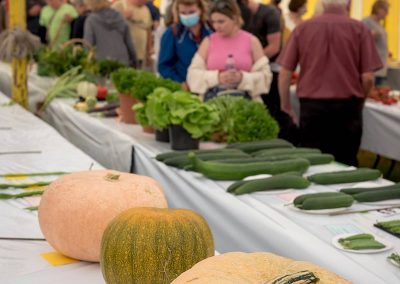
0,0,393,166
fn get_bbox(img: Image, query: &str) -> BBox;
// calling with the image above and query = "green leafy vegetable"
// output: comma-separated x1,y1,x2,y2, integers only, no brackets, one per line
111,68,181,101
111,68,138,95
132,103,150,127
207,96,279,143
145,87,173,130
98,59,126,78
40,66,87,111
168,91,220,139
35,45,97,77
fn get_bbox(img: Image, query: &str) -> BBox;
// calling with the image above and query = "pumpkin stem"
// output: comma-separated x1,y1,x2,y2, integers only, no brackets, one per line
104,173,120,182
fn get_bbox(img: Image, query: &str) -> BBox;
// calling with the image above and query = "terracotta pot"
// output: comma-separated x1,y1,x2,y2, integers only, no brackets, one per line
118,93,138,124
142,126,155,134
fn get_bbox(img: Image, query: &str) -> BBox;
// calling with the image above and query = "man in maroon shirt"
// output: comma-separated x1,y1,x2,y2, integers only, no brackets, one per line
277,0,382,166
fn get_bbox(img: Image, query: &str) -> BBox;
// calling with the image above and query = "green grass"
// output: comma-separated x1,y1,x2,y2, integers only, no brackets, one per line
358,150,400,182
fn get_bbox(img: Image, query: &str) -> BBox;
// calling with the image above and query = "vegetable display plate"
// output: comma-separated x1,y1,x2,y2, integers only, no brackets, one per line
360,200,400,206
332,234,392,254
388,257,400,268
287,204,349,215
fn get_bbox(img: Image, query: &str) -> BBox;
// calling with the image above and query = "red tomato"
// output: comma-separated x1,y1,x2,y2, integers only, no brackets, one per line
97,85,108,100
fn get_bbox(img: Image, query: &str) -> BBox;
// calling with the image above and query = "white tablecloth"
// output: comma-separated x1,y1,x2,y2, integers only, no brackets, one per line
41,97,400,284
0,93,105,284
361,101,400,161
289,86,400,161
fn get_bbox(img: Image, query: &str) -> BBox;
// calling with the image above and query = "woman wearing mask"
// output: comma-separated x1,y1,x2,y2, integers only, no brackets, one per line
187,0,272,102
158,0,212,90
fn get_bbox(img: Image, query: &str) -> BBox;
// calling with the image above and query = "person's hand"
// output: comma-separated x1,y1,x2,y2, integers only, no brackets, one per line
124,10,133,19
281,105,298,125
218,70,232,86
219,70,242,86
229,70,242,85
28,4,42,17
181,82,189,91
63,14,73,23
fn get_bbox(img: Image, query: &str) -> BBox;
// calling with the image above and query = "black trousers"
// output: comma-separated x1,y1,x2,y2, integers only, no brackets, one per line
262,71,299,145
299,97,364,167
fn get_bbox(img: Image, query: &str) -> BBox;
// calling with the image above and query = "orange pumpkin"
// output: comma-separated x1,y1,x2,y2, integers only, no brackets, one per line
172,252,351,284
38,170,168,262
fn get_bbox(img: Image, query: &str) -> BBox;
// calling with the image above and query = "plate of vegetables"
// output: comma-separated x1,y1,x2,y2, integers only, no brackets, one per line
387,253,400,268
332,233,392,254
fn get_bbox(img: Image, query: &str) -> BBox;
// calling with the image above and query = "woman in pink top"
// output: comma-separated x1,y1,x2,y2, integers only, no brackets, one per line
187,0,272,101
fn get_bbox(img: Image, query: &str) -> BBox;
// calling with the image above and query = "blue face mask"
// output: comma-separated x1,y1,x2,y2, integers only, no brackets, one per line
179,13,200,28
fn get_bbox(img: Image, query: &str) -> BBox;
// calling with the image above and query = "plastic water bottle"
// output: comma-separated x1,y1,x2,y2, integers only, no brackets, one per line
224,54,236,71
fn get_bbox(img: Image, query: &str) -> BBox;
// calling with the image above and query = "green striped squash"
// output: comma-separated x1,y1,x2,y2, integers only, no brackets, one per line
100,207,214,284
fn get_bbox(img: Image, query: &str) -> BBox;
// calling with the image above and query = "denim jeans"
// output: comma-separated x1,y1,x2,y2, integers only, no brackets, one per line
204,87,251,102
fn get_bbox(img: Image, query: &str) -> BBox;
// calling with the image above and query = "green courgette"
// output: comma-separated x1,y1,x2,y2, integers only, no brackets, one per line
212,153,333,166
227,180,249,193
252,147,321,157
293,192,348,207
299,195,354,210
376,220,400,229
163,152,249,169
340,183,400,195
189,154,310,180
307,168,381,185
233,174,310,195
338,234,385,250
353,189,400,202
155,148,243,161
226,139,293,153
339,233,374,241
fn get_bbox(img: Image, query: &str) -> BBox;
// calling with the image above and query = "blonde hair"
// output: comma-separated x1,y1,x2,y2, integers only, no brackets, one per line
172,0,208,25
84,0,110,11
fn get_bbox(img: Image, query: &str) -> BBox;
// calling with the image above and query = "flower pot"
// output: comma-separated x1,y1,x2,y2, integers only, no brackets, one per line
155,128,170,143
142,126,155,134
169,125,199,150
118,93,138,124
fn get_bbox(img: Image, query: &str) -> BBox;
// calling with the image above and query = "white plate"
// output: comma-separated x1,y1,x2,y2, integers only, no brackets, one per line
388,257,400,268
243,174,272,181
332,233,392,254
359,200,400,206
287,204,350,215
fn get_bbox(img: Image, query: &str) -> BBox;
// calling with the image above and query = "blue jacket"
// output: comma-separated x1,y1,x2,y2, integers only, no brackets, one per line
158,24,212,83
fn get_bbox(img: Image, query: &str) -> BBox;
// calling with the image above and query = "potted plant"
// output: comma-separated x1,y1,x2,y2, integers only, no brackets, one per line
132,102,154,134
168,91,220,150
111,68,139,124
145,87,174,142
206,96,279,143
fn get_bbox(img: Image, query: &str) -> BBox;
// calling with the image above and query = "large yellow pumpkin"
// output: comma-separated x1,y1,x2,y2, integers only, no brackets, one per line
100,207,215,284
38,170,168,262
172,252,351,284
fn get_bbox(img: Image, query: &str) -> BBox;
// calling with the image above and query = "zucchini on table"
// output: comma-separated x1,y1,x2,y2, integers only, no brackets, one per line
307,168,381,185
189,153,310,180
226,139,294,153
228,174,310,195
293,192,354,210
